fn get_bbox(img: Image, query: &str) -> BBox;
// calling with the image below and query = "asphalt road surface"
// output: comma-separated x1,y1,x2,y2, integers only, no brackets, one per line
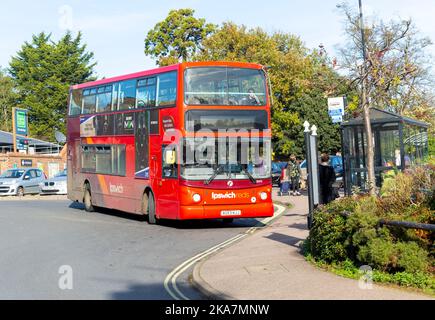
0,199,263,300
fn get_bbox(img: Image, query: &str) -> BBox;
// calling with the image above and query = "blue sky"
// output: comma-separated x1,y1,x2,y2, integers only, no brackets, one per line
1,0,434,78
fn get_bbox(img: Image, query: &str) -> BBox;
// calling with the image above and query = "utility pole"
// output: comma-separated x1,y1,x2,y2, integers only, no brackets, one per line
12,107,17,153
359,0,376,195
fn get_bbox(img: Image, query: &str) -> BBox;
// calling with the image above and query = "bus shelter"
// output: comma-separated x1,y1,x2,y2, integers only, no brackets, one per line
341,108,429,195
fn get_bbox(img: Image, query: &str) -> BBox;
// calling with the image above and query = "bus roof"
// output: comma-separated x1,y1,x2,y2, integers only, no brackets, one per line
71,61,265,90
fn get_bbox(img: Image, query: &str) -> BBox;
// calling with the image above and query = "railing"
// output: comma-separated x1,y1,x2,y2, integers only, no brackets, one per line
341,211,435,231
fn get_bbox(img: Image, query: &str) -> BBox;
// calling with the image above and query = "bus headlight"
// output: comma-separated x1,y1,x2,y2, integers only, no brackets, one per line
251,196,257,203
260,192,268,200
192,193,201,203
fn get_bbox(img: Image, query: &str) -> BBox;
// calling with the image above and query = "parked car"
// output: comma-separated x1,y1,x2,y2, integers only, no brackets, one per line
271,162,288,186
0,168,46,196
39,169,67,195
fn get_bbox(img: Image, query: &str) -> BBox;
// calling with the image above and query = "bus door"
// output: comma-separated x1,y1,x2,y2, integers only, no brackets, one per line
67,138,81,197
156,145,179,218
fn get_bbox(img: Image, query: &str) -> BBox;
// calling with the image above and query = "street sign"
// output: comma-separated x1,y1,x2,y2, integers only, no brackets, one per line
14,109,28,136
21,159,33,167
328,97,346,124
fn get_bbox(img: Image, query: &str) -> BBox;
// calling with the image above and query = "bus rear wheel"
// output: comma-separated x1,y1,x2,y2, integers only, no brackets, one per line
84,184,95,212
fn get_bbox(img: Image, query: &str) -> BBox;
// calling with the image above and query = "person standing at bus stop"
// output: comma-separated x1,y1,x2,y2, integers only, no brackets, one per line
319,153,336,205
287,155,302,196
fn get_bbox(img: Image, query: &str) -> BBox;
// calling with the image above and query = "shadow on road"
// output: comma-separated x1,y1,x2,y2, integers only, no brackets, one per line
68,201,264,230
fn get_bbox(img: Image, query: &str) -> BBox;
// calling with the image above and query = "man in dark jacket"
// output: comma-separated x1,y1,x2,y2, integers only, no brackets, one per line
319,154,336,205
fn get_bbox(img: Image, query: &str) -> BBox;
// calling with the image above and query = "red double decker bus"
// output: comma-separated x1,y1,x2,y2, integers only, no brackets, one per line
67,61,273,223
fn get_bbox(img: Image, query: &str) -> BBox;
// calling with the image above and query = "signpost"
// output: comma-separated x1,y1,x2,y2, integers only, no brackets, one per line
12,108,29,153
327,97,346,124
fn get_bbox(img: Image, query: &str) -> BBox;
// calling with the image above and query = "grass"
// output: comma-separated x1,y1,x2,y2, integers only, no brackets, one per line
305,253,435,297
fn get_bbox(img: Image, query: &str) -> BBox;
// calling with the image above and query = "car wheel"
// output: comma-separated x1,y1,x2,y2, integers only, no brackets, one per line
147,192,158,225
17,187,24,197
84,184,94,212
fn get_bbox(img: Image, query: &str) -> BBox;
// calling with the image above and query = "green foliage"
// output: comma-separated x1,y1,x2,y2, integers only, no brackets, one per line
0,68,17,132
9,32,95,141
307,209,348,262
338,5,434,121
429,136,435,157
196,22,350,158
358,239,429,273
307,167,434,283
144,9,216,66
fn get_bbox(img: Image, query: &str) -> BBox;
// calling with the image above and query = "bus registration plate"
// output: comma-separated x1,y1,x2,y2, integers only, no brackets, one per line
220,210,242,216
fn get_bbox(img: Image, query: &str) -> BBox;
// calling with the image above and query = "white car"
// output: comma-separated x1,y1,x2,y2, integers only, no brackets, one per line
39,169,67,195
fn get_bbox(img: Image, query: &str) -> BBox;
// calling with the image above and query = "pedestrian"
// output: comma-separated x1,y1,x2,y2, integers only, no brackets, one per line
278,162,288,196
286,155,302,196
319,153,336,205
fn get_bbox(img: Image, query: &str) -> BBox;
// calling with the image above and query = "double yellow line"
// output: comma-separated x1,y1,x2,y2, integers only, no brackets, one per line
164,204,286,300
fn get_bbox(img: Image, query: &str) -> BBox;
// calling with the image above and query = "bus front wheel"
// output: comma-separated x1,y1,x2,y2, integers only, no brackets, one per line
84,184,95,212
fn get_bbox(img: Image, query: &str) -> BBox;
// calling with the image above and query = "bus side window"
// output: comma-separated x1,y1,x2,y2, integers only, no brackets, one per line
119,80,136,110
157,72,177,107
82,89,96,114
69,89,83,116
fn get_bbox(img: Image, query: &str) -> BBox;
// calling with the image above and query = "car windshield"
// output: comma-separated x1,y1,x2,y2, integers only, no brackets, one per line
331,156,343,167
0,169,25,178
55,169,67,177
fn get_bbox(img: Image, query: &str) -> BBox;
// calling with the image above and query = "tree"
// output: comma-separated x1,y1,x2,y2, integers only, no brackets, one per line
9,32,96,141
337,2,434,194
144,9,216,66
197,23,348,158
0,68,17,132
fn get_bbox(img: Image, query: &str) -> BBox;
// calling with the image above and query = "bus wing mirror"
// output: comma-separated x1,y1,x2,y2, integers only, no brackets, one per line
164,150,176,165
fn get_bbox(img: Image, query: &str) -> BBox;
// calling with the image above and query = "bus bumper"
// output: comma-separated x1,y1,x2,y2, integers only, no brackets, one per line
179,202,274,220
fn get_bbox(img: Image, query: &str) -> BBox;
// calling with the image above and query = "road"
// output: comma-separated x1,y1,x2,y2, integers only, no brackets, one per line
0,199,264,300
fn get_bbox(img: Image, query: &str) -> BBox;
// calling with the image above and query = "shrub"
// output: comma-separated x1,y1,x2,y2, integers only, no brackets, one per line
307,209,348,262
357,239,429,273
395,241,429,273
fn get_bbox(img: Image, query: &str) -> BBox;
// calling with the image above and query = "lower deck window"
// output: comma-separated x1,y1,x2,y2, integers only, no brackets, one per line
81,144,126,176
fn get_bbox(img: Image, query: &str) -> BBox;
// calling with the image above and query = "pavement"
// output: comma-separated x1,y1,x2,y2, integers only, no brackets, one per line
192,188,434,300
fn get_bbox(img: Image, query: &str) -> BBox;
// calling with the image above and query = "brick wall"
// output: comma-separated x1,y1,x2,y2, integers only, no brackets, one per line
0,151,67,178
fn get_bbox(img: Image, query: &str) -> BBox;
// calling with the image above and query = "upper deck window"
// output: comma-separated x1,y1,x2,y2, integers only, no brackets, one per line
69,89,83,116
82,88,96,114
96,85,112,113
119,80,136,110
184,67,267,106
157,72,177,107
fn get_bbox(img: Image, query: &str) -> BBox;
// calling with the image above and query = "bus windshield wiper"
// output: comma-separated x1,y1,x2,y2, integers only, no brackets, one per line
204,165,224,185
243,168,257,184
